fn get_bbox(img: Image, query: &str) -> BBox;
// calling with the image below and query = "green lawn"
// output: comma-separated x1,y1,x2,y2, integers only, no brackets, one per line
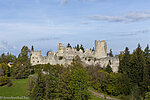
0,78,29,100
0,78,104,100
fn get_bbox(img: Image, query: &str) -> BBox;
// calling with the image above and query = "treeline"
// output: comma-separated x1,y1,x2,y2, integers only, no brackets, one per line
0,44,150,100
87,44,150,99
0,46,33,86
28,56,90,100
118,44,150,99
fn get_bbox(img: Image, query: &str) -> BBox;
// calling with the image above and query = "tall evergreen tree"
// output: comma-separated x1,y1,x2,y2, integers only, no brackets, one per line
58,67,72,100
70,56,90,100
109,49,113,57
31,45,34,51
105,60,112,73
45,64,60,99
80,44,85,53
143,45,150,91
76,44,80,51
67,43,72,48
119,47,130,76
30,71,45,100
92,47,94,51
129,44,146,84
13,46,30,79
70,68,89,100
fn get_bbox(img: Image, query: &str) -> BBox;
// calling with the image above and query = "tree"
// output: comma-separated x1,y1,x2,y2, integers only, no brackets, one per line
142,45,150,92
31,45,34,51
80,44,85,53
144,86,150,100
70,68,90,100
129,44,146,84
76,44,80,51
30,71,45,100
105,61,112,73
45,64,61,99
67,43,72,48
92,47,94,51
119,47,130,75
69,56,90,100
58,67,72,100
12,46,30,79
109,49,113,57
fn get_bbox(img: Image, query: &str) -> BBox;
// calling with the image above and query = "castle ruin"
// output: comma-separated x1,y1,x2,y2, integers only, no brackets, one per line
30,40,119,72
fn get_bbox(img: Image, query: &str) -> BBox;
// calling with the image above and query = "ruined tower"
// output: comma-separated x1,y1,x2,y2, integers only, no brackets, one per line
94,40,107,59
58,43,65,53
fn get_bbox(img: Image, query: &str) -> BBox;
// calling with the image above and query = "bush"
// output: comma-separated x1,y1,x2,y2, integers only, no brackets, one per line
7,82,13,87
0,76,9,86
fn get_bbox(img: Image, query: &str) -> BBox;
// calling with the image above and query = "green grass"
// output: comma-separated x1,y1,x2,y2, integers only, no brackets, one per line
0,78,107,100
90,93,104,100
0,78,29,99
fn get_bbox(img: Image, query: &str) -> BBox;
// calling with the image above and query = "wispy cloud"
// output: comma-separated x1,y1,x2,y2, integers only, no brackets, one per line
120,29,150,36
0,41,17,54
34,37,60,42
61,0,104,4
88,12,150,23
61,0,70,4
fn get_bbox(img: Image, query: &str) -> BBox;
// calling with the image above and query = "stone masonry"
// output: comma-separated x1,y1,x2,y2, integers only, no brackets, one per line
30,40,119,72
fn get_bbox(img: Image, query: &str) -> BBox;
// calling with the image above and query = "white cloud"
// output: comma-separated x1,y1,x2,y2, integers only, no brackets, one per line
0,41,17,54
88,12,150,23
61,0,70,4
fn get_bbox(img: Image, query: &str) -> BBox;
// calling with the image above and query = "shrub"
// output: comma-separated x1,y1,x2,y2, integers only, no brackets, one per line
0,76,9,86
7,82,13,87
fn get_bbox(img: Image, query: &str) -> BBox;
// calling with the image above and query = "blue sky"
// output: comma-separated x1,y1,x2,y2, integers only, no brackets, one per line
0,0,150,55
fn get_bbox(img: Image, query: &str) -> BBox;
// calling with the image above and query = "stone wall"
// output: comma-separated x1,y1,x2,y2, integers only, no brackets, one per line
30,40,119,72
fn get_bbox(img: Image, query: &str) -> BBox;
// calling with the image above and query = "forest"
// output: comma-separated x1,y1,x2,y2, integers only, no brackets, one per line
0,44,150,100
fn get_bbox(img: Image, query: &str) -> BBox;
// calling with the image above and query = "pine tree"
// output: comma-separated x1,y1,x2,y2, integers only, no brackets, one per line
80,44,85,52
109,49,113,57
143,45,150,91
17,46,30,78
92,47,94,51
30,71,45,100
45,64,60,99
76,44,80,51
70,56,90,100
58,67,72,99
119,47,130,76
105,60,112,73
67,43,72,48
31,45,34,51
129,44,146,84
70,68,90,100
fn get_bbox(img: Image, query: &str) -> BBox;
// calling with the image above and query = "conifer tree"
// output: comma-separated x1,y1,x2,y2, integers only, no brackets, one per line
119,47,130,75
31,45,34,51
30,71,45,100
58,67,72,99
70,68,89,100
80,44,85,52
105,60,112,73
70,56,90,100
67,43,72,48
92,47,94,51
76,44,80,51
143,45,150,91
129,44,146,84
45,64,60,99
109,49,113,57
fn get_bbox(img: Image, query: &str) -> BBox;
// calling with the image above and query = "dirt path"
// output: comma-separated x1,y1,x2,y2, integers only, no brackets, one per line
88,89,119,100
